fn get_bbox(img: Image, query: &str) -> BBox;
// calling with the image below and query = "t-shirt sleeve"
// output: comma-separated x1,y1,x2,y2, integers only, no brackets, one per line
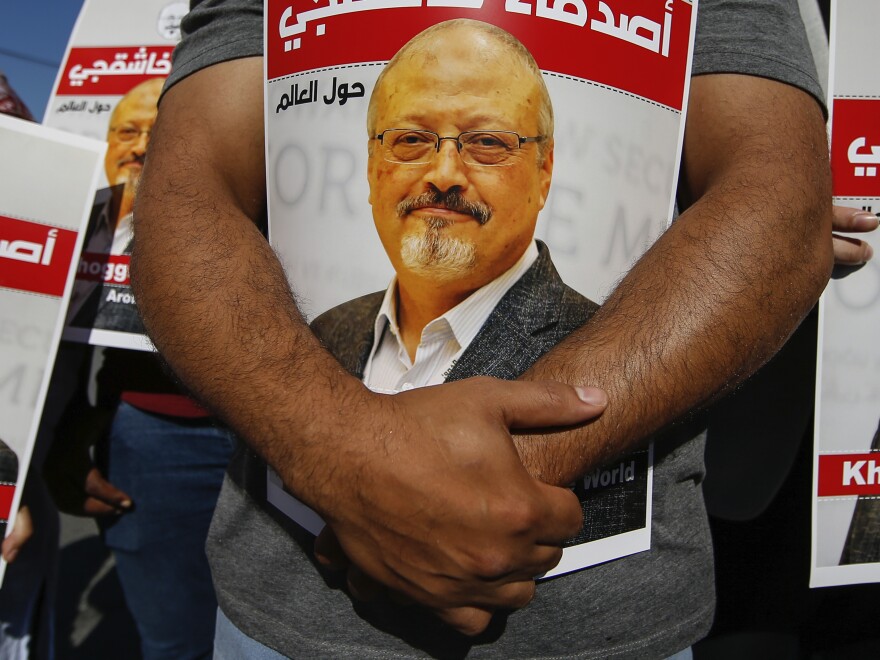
163,0,263,94
693,0,825,111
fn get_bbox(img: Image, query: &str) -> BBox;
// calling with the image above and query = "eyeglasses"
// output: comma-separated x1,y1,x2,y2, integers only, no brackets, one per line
108,126,152,143
373,129,545,166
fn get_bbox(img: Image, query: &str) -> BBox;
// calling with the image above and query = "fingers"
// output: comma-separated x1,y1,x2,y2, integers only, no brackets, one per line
82,468,132,517
532,481,584,544
833,234,874,266
492,379,607,430
832,207,877,266
832,206,879,233
346,565,385,602
1,506,34,563
433,606,494,637
314,526,349,570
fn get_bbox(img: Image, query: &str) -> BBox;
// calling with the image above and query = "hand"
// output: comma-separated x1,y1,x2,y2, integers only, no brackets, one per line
2,506,33,563
832,205,877,267
308,378,605,635
316,525,496,635
43,405,132,517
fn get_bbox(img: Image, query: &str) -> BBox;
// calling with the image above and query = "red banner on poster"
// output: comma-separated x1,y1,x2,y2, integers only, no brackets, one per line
267,0,692,109
76,252,131,286
818,451,880,497
0,484,14,521
0,214,79,297
831,98,880,198
56,46,174,96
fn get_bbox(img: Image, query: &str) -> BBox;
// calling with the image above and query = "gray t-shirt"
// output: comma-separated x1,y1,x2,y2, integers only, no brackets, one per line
166,1,823,657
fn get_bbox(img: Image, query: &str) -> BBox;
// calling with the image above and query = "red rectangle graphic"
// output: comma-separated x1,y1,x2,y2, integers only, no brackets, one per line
817,452,880,497
831,98,880,198
0,484,15,521
76,252,131,286
57,46,174,96
267,0,693,110
0,214,79,297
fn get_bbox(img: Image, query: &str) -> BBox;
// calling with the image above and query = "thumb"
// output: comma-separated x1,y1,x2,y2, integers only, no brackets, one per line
314,526,349,570
495,380,606,430
433,606,494,637
84,468,132,512
2,505,34,563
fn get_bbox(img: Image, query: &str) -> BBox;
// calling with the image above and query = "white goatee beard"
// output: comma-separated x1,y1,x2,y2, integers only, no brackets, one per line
114,170,141,199
399,217,476,281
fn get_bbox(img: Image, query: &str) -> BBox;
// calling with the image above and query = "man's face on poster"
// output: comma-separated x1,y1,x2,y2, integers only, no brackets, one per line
104,79,163,193
367,24,553,292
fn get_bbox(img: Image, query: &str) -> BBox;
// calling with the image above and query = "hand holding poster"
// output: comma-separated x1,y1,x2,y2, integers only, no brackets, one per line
0,115,105,584
812,0,880,588
266,0,695,575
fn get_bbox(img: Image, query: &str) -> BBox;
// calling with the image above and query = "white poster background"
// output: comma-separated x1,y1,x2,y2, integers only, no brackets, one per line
811,0,880,588
44,0,185,149
0,115,105,584
266,2,696,575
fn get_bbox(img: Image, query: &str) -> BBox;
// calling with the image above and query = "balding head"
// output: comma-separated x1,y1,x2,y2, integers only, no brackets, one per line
367,19,553,162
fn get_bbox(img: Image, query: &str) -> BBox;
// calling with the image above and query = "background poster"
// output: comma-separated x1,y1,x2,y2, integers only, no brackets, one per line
266,0,695,575
0,115,104,584
43,0,186,352
812,0,880,588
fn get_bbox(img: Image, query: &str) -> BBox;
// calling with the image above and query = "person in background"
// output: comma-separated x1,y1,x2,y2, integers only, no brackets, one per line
43,79,234,660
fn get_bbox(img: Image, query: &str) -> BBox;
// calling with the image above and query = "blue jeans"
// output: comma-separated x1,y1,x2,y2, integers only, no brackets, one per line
100,403,236,660
213,608,694,659
214,610,287,660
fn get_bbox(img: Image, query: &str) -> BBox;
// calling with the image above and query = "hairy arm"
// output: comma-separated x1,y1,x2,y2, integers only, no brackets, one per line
516,74,834,484
132,57,602,621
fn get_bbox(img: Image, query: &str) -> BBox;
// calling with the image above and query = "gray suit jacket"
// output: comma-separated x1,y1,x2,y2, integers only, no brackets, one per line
312,242,597,383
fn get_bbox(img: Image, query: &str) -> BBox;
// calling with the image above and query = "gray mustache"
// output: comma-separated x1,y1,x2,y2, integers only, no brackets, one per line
397,191,491,225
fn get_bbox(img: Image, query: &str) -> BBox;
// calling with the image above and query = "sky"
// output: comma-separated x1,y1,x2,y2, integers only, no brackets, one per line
1,1,85,120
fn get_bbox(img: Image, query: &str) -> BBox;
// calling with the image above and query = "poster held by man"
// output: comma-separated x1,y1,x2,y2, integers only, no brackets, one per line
265,0,696,574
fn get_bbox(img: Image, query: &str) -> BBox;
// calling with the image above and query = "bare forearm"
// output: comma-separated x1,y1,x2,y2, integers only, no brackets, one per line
517,75,834,484
132,58,371,505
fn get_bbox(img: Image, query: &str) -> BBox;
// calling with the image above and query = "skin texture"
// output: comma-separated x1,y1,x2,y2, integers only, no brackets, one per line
514,74,834,486
133,44,833,641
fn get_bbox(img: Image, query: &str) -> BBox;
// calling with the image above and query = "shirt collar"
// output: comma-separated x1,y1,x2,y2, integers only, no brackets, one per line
370,240,539,363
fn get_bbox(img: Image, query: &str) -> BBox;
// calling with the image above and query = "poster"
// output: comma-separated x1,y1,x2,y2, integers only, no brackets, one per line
812,0,880,588
42,0,187,352
265,0,695,576
0,115,105,584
